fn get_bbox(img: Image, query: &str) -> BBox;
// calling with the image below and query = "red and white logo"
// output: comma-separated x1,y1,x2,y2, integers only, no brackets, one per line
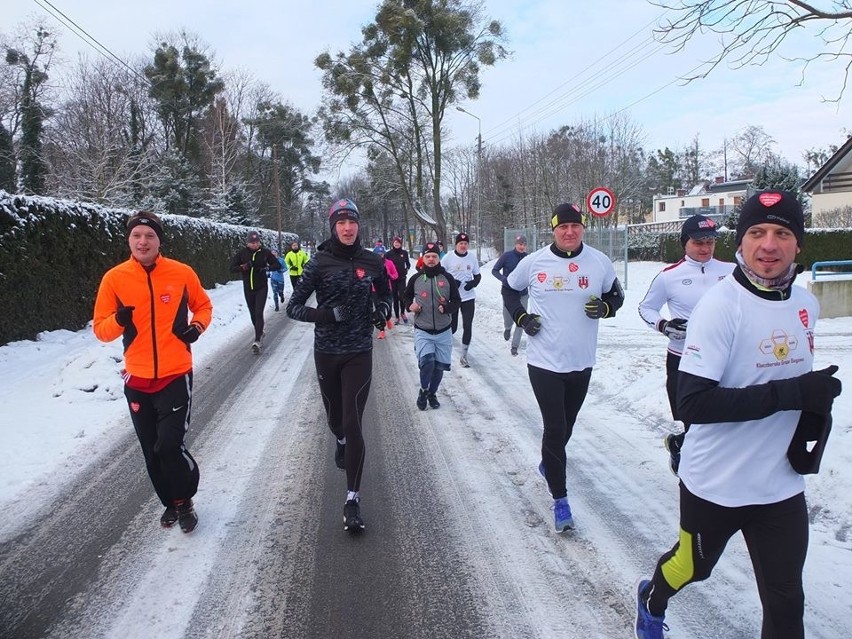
355,268,366,279
759,192,783,207
536,272,547,283
160,294,171,304
568,262,579,273
578,276,589,289
420,290,428,298
798,309,809,328
130,402,141,413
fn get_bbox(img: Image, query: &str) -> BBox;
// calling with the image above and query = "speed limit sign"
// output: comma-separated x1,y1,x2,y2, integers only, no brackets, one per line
586,187,616,217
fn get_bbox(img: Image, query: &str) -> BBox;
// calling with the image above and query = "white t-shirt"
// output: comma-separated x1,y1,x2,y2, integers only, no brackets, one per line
507,243,616,373
678,274,818,507
441,250,481,302
638,256,733,355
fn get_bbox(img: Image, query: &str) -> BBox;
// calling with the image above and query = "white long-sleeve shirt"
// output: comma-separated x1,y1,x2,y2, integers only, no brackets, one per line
638,256,733,355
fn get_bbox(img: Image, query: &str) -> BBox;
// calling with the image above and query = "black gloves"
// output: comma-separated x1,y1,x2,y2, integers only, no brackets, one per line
793,365,842,415
240,262,250,272
658,318,688,340
776,365,842,415
463,281,476,291
115,305,135,327
180,323,202,344
316,305,353,324
517,312,542,336
584,296,610,319
372,302,389,330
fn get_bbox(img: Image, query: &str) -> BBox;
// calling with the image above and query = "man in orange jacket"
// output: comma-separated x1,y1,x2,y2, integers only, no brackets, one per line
93,211,213,533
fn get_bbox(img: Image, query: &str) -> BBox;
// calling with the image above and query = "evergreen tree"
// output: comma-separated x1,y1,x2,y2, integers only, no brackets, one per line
0,122,14,193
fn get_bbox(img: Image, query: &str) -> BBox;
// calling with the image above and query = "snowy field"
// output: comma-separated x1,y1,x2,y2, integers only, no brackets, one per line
1,259,850,637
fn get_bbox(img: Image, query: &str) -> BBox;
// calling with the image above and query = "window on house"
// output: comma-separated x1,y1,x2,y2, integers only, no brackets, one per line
658,202,666,212
701,198,710,207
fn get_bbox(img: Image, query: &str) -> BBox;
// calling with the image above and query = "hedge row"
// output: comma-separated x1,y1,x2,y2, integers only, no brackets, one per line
0,191,295,346
654,228,852,266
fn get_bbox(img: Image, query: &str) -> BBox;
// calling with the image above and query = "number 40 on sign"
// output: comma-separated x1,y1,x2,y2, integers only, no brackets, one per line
586,187,615,217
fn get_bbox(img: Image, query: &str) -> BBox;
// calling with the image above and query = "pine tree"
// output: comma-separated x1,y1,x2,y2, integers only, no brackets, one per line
0,123,15,193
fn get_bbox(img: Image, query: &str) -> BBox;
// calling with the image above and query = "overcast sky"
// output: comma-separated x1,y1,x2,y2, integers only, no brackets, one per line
7,0,852,178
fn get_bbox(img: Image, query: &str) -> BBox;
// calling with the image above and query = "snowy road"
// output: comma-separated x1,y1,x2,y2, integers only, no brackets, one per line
1,264,851,638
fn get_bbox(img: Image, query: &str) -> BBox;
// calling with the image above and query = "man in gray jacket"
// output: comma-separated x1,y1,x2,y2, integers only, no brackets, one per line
403,241,461,410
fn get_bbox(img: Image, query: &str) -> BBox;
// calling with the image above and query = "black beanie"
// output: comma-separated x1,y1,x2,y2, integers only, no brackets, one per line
454,232,470,245
422,241,441,256
680,214,718,247
127,211,164,241
550,203,585,229
736,190,804,246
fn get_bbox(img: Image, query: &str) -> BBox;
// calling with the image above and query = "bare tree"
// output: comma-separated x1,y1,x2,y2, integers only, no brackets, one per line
651,0,852,101
729,124,776,177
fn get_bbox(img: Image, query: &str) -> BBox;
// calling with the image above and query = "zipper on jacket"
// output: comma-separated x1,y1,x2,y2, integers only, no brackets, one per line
145,270,159,379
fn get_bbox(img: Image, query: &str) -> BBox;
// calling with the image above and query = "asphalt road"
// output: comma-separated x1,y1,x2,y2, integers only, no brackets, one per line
0,312,499,639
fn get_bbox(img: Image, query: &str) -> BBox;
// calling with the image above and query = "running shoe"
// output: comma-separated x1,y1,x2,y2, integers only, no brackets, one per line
635,580,668,639
553,497,574,532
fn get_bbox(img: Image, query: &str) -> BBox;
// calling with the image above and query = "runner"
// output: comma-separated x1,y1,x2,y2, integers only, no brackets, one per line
93,211,212,533
403,241,461,410
638,215,733,474
229,230,281,353
504,202,624,532
286,198,392,532
635,190,843,639
441,232,480,367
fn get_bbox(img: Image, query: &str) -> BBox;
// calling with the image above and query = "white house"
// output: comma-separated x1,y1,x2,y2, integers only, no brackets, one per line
651,177,751,223
802,136,852,223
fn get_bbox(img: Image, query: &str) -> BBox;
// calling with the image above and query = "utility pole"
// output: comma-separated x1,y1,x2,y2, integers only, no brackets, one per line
456,106,482,262
272,144,282,252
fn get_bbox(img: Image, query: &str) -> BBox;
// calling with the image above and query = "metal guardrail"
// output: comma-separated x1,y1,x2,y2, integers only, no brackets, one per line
811,260,852,279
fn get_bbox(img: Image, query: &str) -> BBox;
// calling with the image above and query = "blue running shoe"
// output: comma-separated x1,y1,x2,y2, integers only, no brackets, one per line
553,497,574,532
635,579,668,639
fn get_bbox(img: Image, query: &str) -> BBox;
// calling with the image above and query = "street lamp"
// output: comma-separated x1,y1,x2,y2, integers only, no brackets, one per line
456,106,482,262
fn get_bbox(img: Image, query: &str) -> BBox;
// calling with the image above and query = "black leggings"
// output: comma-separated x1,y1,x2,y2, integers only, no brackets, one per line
450,299,476,346
648,484,808,639
527,365,592,500
289,275,301,290
314,350,372,492
244,286,268,341
125,373,200,507
391,277,406,319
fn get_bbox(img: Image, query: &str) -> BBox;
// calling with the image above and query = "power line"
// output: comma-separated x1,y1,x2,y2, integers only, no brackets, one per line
31,0,151,87
483,13,667,140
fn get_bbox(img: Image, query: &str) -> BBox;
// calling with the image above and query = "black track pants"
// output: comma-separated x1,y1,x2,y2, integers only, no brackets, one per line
243,285,268,341
450,299,476,346
125,373,200,507
647,484,807,639
391,277,406,319
527,365,592,500
314,350,372,492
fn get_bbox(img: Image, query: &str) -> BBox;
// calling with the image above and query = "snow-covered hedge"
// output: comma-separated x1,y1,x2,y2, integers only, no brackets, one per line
0,191,295,345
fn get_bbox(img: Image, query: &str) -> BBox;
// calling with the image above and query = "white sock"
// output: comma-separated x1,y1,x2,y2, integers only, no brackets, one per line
346,490,359,502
